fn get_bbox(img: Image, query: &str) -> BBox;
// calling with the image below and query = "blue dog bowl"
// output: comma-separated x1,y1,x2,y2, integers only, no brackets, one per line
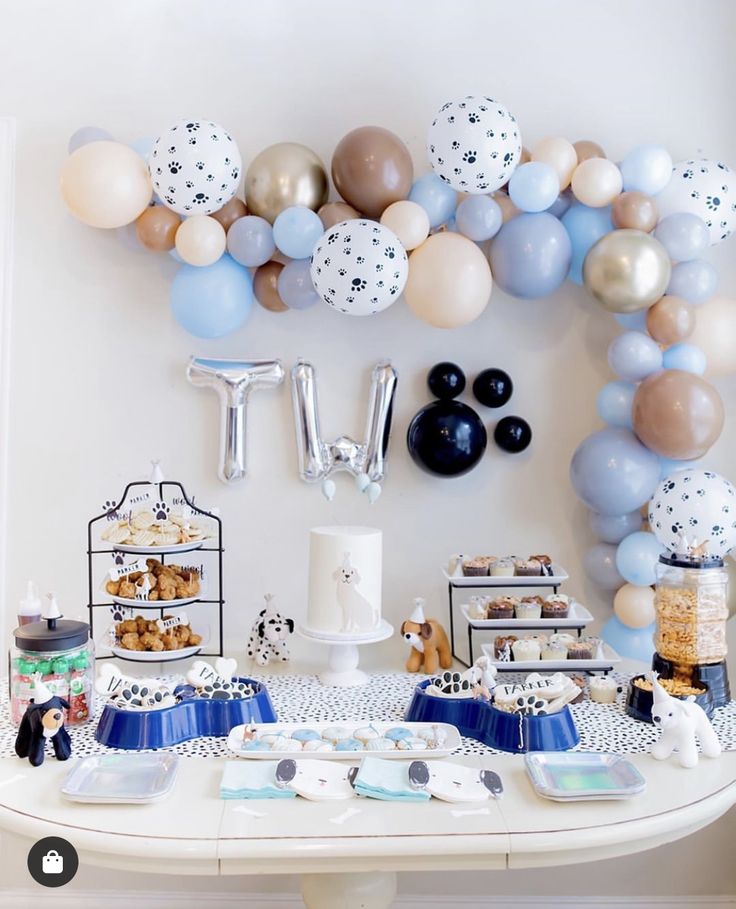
95,678,277,749
405,680,579,753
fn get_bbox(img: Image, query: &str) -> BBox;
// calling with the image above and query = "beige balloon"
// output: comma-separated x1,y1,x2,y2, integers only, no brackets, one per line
573,139,606,162
531,137,578,190
583,229,671,313
175,216,226,266
253,261,288,312
614,583,655,629
632,369,724,460
571,158,623,207
404,232,492,329
245,143,328,224
60,141,152,228
646,295,695,345
210,197,248,232
380,200,429,250
491,190,520,223
318,201,360,229
135,206,181,252
687,295,736,376
611,191,658,232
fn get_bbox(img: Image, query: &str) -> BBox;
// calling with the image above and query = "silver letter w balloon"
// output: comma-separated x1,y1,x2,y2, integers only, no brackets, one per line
291,360,398,502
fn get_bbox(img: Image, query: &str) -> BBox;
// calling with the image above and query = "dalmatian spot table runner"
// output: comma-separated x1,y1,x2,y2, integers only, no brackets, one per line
0,672,734,759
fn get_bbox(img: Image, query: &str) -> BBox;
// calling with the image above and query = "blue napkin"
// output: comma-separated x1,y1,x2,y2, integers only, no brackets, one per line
352,757,430,802
220,761,296,800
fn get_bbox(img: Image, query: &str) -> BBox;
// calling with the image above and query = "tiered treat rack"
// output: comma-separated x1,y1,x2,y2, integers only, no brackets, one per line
87,479,224,663
444,562,616,673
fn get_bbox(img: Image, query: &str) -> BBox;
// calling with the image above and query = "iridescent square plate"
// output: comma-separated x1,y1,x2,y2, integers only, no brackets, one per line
524,752,646,801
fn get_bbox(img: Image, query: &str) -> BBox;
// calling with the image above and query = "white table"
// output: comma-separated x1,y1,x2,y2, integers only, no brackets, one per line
0,749,733,908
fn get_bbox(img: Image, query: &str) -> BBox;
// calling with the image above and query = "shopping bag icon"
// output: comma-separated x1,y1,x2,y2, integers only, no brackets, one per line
42,850,63,874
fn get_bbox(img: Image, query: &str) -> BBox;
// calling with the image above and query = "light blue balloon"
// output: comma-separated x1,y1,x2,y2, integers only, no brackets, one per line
130,137,154,162
226,215,275,268
619,145,673,195
589,509,643,544
570,427,660,515
455,196,502,241
171,254,253,339
508,161,559,213
548,191,572,219
601,615,655,662
408,174,458,228
584,543,625,590
662,342,707,375
659,456,700,479
615,531,664,586
488,212,572,299
666,259,718,304
608,331,662,381
613,310,648,331
272,206,324,260
596,381,636,428
653,213,709,263
277,259,320,310
68,125,113,154
444,216,457,233
561,203,612,285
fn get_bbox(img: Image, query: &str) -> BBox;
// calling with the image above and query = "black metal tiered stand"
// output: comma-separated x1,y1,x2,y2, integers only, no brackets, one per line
87,479,224,663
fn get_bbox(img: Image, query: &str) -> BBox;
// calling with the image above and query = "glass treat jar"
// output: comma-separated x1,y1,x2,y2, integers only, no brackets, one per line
654,555,728,667
9,614,94,726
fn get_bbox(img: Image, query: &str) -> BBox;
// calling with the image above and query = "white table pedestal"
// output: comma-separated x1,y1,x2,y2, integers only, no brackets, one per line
301,870,397,909
297,621,393,687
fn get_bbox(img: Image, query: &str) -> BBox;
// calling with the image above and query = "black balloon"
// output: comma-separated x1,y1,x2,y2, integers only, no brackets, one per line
473,368,513,408
494,416,532,453
427,362,466,400
407,400,487,477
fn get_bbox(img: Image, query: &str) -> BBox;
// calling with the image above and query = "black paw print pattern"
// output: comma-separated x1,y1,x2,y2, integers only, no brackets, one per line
310,219,408,316
150,119,242,216
649,468,736,555
197,680,254,700
102,499,118,516
152,501,170,521
670,159,735,243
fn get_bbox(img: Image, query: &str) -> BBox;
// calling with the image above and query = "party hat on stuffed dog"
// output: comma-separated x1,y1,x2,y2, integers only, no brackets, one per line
30,672,53,706
648,671,670,719
410,597,426,624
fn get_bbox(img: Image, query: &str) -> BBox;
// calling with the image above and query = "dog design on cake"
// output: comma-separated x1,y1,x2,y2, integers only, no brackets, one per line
332,552,379,633
648,672,721,769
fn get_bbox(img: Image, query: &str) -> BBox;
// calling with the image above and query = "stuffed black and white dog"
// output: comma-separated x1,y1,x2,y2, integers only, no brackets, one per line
247,594,294,666
15,676,72,767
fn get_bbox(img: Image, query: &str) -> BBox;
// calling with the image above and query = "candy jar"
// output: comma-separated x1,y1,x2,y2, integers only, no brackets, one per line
9,595,95,726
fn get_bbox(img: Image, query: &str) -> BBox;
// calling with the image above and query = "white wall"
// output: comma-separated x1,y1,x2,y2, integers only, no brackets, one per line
1,0,734,900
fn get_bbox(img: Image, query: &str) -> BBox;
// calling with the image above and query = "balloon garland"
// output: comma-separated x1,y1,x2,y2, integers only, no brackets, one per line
60,99,736,656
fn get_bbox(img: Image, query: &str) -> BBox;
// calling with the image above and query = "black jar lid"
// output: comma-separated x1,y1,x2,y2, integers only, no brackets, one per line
659,553,724,570
14,615,90,652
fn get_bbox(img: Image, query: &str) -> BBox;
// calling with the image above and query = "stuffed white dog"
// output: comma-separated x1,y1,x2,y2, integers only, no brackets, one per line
649,672,721,769
247,594,294,666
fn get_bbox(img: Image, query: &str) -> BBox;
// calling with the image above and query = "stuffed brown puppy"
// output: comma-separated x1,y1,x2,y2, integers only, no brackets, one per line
401,598,452,674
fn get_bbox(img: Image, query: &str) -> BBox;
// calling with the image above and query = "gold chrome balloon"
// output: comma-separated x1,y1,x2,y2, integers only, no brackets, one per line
245,142,328,224
583,229,671,313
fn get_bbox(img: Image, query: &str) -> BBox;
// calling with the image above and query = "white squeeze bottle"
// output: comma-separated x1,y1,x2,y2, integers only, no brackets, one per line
18,581,42,626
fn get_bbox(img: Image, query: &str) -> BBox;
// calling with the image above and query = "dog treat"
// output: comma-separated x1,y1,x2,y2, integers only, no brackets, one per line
102,508,209,547
114,615,203,652
633,676,705,697
654,583,728,665
106,559,200,602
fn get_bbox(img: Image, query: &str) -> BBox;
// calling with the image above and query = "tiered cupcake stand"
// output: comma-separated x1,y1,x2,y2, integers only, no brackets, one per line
87,478,225,663
444,563,618,673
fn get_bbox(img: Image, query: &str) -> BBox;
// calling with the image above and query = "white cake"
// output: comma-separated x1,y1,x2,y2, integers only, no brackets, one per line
306,526,382,634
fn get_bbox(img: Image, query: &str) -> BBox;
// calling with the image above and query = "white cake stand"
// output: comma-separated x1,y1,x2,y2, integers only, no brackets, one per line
297,620,393,687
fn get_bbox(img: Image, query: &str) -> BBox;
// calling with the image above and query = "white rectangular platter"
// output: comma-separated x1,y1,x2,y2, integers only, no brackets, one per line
444,564,569,587
460,600,593,630
227,722,461,761
481,642,621,673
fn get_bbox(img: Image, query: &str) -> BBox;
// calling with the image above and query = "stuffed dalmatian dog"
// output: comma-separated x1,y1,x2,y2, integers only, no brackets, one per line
247,594,294,666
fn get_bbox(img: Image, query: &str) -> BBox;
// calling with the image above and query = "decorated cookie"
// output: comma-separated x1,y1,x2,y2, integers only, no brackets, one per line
322,726,352,744
291,729,322,742
354,725,381,744
302,739,335,753
397,737,427,751
365,737,396,751
334,738,363,751
384,726,413,742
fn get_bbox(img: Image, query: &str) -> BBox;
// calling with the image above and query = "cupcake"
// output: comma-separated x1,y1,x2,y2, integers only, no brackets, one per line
467,597,488,620
514,558,543,577
549,632,576,648
321,726,352,744
541,595,571,619
567,641,593,660
334,738,363,751
529,554,553,574
589,676,619,703
354,725,381,745
541,642,567,661
303,739,335,752
512,638,541,661
365,737,396,751
462,557,490,577
493,634,517,661
291,728,321,742
486,596,516,620
515,596,543,620
491,558,516,577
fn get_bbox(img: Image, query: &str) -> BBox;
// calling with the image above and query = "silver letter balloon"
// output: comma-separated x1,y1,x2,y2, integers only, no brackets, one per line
290,360,398,502
186,357,285,484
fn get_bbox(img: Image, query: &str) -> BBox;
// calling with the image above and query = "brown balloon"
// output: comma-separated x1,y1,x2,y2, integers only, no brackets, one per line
646,295,696,345
573,140,606,162
318,201,360,229
135,206,181,252
253,261,288,313
331,126,413,219
211,197,248,232
632,369,724,460
611,191,658,232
